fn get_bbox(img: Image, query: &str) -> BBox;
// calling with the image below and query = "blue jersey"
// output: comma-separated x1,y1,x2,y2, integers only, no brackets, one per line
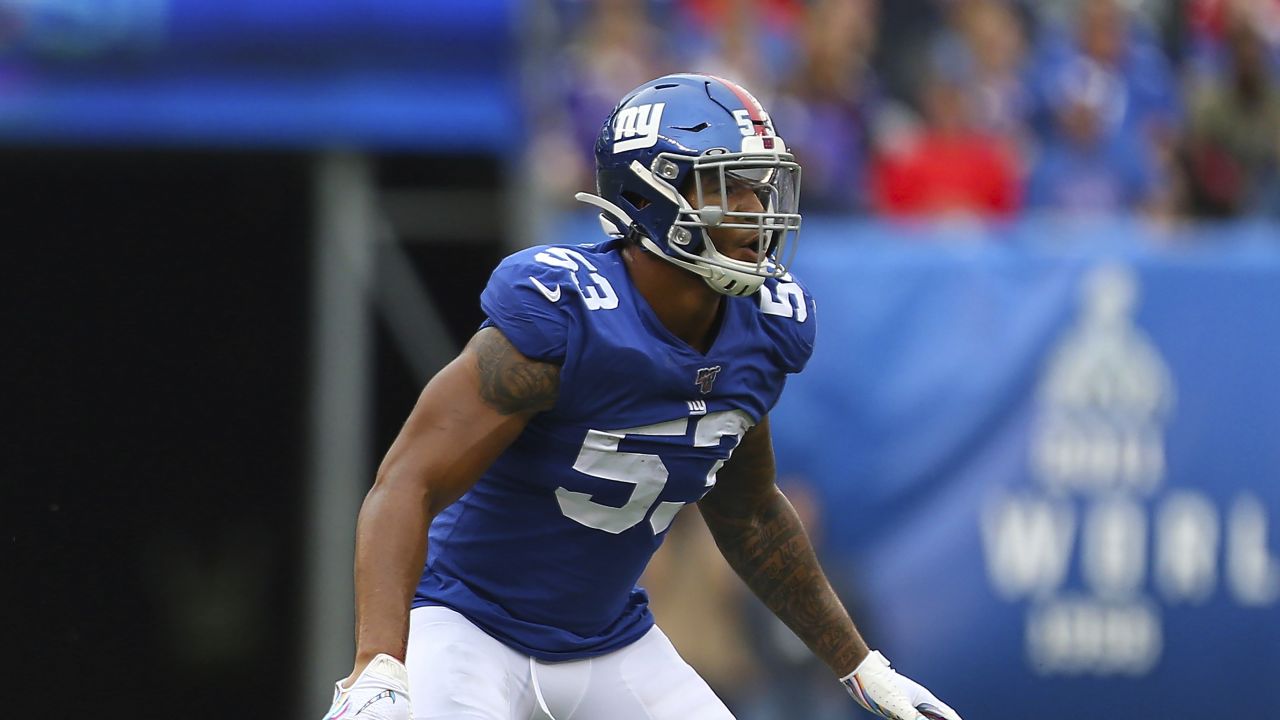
413,238,816,660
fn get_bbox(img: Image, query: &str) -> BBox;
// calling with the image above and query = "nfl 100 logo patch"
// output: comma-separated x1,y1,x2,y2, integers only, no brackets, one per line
695,365,721,395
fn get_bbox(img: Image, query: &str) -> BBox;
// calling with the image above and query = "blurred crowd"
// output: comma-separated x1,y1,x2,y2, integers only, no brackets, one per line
531,0,1280,220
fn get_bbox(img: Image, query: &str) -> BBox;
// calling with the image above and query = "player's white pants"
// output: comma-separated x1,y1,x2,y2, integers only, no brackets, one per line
407,605,735,720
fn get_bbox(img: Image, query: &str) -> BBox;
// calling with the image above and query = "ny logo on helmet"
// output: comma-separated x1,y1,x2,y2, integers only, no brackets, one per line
695,366,722,395
613,103,666,153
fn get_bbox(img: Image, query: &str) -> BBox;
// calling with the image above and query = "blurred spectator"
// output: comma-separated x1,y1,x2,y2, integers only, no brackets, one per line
1021,0,1183,216
871,68,1021,219
1030,0,1181,145
1186,14,1280,216
530,0,666,204
1186,0,1280,80
677,0,803,29
672,0,804,101
872,0,950,104
772,0,880,212
1032,0,1179,38
1024,59,1162,214
562,0,667,131
943,0,1034,142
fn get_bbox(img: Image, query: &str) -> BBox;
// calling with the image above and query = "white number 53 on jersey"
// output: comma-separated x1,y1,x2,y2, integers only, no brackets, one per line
556,410,752,535
759,277,807,322
534,247,619,311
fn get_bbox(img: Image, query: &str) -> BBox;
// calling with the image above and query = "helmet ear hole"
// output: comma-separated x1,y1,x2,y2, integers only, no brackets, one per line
621,190,651,212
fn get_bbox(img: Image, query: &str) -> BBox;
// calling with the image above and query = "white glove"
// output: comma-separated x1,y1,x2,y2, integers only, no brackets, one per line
840,650,962,720
323,653,412,720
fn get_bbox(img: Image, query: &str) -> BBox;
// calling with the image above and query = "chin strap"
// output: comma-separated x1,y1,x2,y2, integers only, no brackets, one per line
574,192,764,296
575,191,716,279
637,237,715,279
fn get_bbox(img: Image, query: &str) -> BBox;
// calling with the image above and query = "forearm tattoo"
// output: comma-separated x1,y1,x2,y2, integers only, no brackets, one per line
701,438,864,676
470,328,559,415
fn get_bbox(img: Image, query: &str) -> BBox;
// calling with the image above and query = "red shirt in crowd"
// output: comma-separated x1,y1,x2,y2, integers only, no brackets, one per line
871,133,1021,218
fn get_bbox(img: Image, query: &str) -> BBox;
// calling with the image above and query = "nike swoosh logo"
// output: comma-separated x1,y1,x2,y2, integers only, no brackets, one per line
529,276,561,302
356,690,398,715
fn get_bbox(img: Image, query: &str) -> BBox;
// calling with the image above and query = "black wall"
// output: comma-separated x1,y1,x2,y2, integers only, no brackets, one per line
8,149,312,717
6,147,507,717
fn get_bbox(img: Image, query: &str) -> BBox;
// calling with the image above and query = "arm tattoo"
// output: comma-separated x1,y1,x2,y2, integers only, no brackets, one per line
700,425,867,676
470,328,559,415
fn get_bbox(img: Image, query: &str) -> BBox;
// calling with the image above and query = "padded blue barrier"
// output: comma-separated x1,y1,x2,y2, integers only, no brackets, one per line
773,218,1280,719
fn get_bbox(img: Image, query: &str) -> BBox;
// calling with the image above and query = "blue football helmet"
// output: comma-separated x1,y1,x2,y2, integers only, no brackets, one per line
576,73,802,297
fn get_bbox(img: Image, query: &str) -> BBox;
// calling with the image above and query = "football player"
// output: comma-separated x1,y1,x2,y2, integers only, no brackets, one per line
323,74,963,720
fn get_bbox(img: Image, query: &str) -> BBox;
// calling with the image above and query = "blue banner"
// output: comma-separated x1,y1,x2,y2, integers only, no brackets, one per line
0,0,518,149
765,219,1280,719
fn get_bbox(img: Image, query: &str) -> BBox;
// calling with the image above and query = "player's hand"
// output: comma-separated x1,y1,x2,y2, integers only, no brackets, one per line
322,653,412,720
840,650,962,720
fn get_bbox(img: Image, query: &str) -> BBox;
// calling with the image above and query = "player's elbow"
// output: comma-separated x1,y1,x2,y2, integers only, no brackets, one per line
370,454,428,502
371,455,463,519
362,469,438,531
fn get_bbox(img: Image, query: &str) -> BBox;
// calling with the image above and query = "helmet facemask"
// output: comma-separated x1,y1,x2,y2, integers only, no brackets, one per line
645,150,802,296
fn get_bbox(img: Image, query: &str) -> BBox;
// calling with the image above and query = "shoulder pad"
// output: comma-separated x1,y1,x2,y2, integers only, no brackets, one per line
480,247,579,363
755,272,816,374
480,244,625,363
525,245,623,312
